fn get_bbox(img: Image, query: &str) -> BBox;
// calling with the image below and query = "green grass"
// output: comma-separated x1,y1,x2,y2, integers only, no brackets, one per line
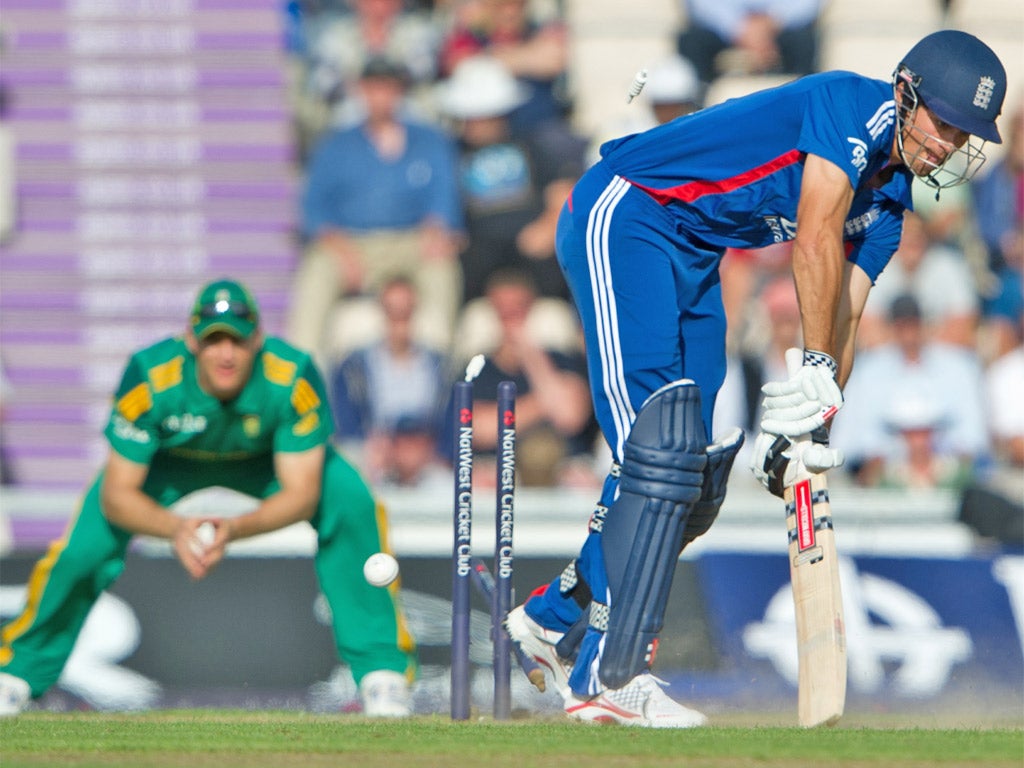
2,712,1022,768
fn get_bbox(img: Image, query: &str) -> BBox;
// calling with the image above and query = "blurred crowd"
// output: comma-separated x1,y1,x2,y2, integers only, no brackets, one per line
1,1,1021,518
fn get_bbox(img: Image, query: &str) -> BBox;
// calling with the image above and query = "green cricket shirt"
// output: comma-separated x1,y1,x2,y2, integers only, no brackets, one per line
104,335,333,493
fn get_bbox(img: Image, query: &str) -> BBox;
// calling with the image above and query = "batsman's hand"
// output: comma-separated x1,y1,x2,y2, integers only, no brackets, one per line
750,430,844,498
760,348,843,437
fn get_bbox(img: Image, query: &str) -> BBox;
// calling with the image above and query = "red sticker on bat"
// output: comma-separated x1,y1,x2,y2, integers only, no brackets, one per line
795,479,816,551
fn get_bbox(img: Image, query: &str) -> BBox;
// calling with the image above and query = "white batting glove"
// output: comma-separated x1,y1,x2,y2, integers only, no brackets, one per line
760,348,843,437
750,431,845,498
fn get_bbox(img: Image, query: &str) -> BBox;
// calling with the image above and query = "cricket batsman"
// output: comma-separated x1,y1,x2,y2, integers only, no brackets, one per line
0,279,416,716
506,30,1007,726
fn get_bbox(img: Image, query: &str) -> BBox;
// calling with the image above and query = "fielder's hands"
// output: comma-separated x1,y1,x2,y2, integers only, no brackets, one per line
172,518,228,580
759,347,843,436
750,431,844,498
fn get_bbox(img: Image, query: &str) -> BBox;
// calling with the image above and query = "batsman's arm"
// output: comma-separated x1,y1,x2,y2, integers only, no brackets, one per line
792,154,855,360
833,261,873,389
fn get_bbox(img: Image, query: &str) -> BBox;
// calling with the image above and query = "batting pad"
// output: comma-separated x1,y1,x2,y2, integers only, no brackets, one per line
598,380,707,689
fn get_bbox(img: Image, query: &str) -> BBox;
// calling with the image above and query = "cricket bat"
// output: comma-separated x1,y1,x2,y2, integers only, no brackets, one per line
785,462,847,727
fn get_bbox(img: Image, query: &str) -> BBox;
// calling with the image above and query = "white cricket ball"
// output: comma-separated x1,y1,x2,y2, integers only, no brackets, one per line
363,552,400,587
189,522,216,557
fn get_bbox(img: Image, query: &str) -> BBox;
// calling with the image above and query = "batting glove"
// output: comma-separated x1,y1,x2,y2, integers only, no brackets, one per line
750,430,845,498
760,348,844,437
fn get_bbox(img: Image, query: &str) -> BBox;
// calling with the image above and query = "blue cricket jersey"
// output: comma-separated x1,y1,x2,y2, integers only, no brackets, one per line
597,71,914,282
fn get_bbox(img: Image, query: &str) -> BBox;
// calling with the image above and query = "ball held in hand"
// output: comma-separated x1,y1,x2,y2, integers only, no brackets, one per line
363,552,400,587
189,521,216,557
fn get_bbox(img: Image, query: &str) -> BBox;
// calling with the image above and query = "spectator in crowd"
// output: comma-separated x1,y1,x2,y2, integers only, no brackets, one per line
858,211,980,349
0,80,14,244
288,55,463,364
972,101,1023,272
676,0,824,87
643,53,703,126
714,275,801,471
302,0,443,133
330,275,449,487
832,294,989,488
979,223,1023,362
440,55,585,302
0,357,12,485
587,53,702,166
878,398,974,490
719,240,793,351
984,319,1024,470
972,102,1023,360
0,279,417,718
958,313,1023,547
447,269,594,487
439,0,571,137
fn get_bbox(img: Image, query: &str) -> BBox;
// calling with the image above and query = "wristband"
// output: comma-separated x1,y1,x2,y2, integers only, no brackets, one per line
802,349,838,377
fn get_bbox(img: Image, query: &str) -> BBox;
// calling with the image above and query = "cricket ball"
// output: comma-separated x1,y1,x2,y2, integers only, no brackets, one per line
363,552,400,587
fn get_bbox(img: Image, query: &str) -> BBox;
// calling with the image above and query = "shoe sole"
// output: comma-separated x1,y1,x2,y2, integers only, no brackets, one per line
504,606,572,693
565,697,707,728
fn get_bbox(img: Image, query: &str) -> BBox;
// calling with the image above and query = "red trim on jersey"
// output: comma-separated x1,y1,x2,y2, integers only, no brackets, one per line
529,583,548,599
630,149,805,205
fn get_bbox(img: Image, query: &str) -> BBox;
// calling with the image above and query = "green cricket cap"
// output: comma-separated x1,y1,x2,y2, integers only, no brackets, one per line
190,279,260,340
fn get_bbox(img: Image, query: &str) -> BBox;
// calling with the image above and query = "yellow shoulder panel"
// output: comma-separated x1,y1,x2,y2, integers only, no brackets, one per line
116,382,153,421
291,377,321,415
263,351,298,386
149,356,184,393
293,411,321,436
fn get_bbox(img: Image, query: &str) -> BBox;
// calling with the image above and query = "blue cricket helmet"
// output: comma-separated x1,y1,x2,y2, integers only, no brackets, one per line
898,30,1006,143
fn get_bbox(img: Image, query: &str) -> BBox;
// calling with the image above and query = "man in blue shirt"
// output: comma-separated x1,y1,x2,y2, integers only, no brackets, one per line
506,30,1007,727
288,56,464,362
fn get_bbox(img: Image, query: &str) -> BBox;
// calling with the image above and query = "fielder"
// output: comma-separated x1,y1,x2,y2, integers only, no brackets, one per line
507,30,1007,726
0,279,416,717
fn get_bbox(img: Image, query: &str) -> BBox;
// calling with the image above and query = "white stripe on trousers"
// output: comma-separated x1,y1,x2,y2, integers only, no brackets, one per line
585,174,636,460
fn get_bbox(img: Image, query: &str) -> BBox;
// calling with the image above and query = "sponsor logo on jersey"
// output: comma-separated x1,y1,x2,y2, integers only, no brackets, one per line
764,215,797,243
973,76,995,109
847,137,868,174
242,414,261,438
844,207,879,237
866,100,895,140
162,413,207,434
112,414,152,444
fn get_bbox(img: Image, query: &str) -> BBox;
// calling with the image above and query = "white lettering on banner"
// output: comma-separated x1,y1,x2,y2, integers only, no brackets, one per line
80,246,208,276
75,137,202,167
78,175,206,206
0,587,160,711
71,26,197,56
69,0,195,18
77,213,206,243
75,100,200,130
743,557,972,696
71,64,197,94
992,556,1024,661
